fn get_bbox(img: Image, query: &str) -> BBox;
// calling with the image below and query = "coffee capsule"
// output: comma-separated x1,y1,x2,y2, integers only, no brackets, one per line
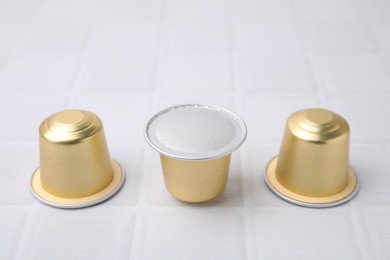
31,110,125,208
145,104,247,203
265,108,359,208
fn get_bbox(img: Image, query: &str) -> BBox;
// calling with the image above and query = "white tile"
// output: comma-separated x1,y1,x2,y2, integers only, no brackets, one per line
254,209,359,259
161,54,233,91
350,146,390,207
385,53,390,72
0,174,34,205
167,0,228,22
0,144,39,205
167,23,231,53
99,0,163,23
0,94,68,141
357,0,390,24
305,23,376,52
33,0,98,22
143,211,245,259
19,208,135,259
0,55,7,74
93,23,160,53
236,24,304,53
75,93,151,142
329,97,390,142
244,145,288,207
240,54,315,91
244,93,321,142
364,210,390,258
147,151,243,207
4,52,81,90
0,22,23,52
152,93,235,111
101,145,144,206
233,0,294,23
296,0,360,22
144,153,168,203
19,22,91,51
371,24,390,51
0,55,7,68
0,144,37,205
82,53,156,91
0,208,27,259
0,0,36,22
1,0,390,258
0,55,8,85
320,54,390,92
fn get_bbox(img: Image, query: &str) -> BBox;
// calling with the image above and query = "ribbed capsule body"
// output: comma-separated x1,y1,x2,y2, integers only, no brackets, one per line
145,104,247,203
161,154,231,203
275,124,350,197
31,110,124,208
39,115,114,198
266,108,359,207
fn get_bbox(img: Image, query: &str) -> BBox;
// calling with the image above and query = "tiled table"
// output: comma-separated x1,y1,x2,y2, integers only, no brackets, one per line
0,0,389,259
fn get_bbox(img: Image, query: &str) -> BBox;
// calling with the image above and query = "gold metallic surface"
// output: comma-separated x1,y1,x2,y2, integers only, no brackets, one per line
31,110,125,208
145,104,247,203
31,160,124,208
265,108,359,207
161,154,231,203
266,157,358,206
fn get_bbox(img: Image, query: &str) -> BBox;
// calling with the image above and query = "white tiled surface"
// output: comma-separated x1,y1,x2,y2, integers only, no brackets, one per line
0,0,389,259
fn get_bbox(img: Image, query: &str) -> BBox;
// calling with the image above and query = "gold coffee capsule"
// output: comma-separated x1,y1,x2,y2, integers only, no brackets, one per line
31,110,125,208
265,108,359,208
145,104,247,203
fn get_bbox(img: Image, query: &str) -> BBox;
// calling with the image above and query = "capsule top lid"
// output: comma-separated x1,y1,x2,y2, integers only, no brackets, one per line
40,110,102,143
288,108,349,142
145,104,247,160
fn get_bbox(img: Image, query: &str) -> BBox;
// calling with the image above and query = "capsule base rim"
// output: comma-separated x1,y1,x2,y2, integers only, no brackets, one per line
265,156,359,208
30,159,125,209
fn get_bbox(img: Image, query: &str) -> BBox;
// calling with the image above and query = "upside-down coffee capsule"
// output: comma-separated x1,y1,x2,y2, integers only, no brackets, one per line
31,110,125,208
265,108,359,208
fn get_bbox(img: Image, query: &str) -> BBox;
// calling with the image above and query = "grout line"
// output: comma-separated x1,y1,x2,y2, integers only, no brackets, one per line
149,0,170,110
0,3,51,257
129,1,168,259
0,1,390,260
66,0,105,108
349,202,377,259
128,150,154,260
293,5,387,252
293,7,329,108
228,1,257,259
0,1,45,95
12,205,37,259
352,0,381,54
